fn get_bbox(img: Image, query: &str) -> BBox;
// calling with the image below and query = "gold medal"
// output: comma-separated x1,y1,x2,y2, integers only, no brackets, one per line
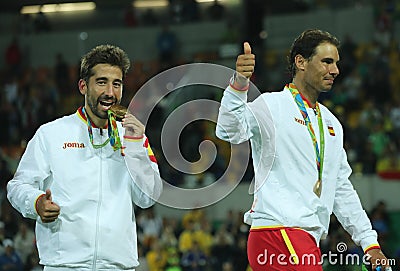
109,104,128,121
313,179,322,197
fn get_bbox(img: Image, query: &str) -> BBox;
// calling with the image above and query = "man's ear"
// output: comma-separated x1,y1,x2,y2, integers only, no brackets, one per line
294,54,306,71
78,79,87,95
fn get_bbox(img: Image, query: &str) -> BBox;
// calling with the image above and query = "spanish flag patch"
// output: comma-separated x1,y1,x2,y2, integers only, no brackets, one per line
328,126,335,136
143,137,157,163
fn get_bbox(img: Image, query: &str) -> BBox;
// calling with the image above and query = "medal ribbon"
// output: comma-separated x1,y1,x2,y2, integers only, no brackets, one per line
287,84,325,197
107,110,122,151
83,107,122,151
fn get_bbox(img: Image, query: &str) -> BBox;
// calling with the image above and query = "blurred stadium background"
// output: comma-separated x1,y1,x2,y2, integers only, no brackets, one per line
0,0,400,270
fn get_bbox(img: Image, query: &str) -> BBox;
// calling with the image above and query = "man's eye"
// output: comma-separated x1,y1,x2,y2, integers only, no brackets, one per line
113,82,122,88
97,81,106,85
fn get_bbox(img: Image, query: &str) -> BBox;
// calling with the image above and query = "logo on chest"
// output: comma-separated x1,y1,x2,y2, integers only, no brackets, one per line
325,119,336,136
294,117,305,126
294,117,336,136
63,142,86,149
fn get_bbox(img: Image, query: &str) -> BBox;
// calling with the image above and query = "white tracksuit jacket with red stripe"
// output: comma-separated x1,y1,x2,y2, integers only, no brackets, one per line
7,107,162,271
216,83,379,251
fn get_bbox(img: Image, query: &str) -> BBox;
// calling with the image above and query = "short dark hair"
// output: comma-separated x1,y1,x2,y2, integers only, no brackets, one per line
287,29,340,77
80,44,131,82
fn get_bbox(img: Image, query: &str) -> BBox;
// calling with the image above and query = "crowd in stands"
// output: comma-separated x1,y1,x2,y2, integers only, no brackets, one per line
135,208,251,271
0,0,400,270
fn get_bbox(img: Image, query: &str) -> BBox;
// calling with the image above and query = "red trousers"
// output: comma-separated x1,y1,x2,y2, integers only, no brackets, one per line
247,227,323,271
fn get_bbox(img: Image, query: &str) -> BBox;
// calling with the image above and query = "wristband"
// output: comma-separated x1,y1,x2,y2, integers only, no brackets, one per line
229,74,249,91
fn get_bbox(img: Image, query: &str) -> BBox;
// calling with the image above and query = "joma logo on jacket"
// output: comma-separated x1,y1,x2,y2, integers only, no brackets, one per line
63,142,85,149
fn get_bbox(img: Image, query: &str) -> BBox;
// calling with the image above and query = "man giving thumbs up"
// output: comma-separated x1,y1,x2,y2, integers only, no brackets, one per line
216,29,391,271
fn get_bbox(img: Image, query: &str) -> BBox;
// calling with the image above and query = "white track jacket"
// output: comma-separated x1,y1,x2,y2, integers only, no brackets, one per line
7,107,163,270
216,84,379,251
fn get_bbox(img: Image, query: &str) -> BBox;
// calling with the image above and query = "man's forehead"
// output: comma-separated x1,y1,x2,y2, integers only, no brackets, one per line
315,42,338,54
91,64,123,78
314,43,339,59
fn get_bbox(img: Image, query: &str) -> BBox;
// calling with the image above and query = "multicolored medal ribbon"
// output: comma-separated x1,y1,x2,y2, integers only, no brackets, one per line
83,107,110,149
107,110,122,151
287,83,325,197
83,107,122,152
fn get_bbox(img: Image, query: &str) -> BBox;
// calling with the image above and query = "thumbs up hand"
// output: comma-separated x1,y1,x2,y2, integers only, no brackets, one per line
36,189,61,223
235,42,255,85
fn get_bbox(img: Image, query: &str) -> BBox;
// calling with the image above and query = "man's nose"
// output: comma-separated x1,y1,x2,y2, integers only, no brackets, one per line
105,83,114,95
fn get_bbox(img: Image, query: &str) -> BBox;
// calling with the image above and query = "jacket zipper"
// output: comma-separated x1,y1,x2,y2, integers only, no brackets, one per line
92,144,103,270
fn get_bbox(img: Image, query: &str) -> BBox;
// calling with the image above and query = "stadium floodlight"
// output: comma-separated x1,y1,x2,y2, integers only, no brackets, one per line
133,0,231,9
21,2,96,14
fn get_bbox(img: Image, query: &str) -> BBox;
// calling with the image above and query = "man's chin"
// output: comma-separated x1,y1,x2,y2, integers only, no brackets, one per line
321,86,332,92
